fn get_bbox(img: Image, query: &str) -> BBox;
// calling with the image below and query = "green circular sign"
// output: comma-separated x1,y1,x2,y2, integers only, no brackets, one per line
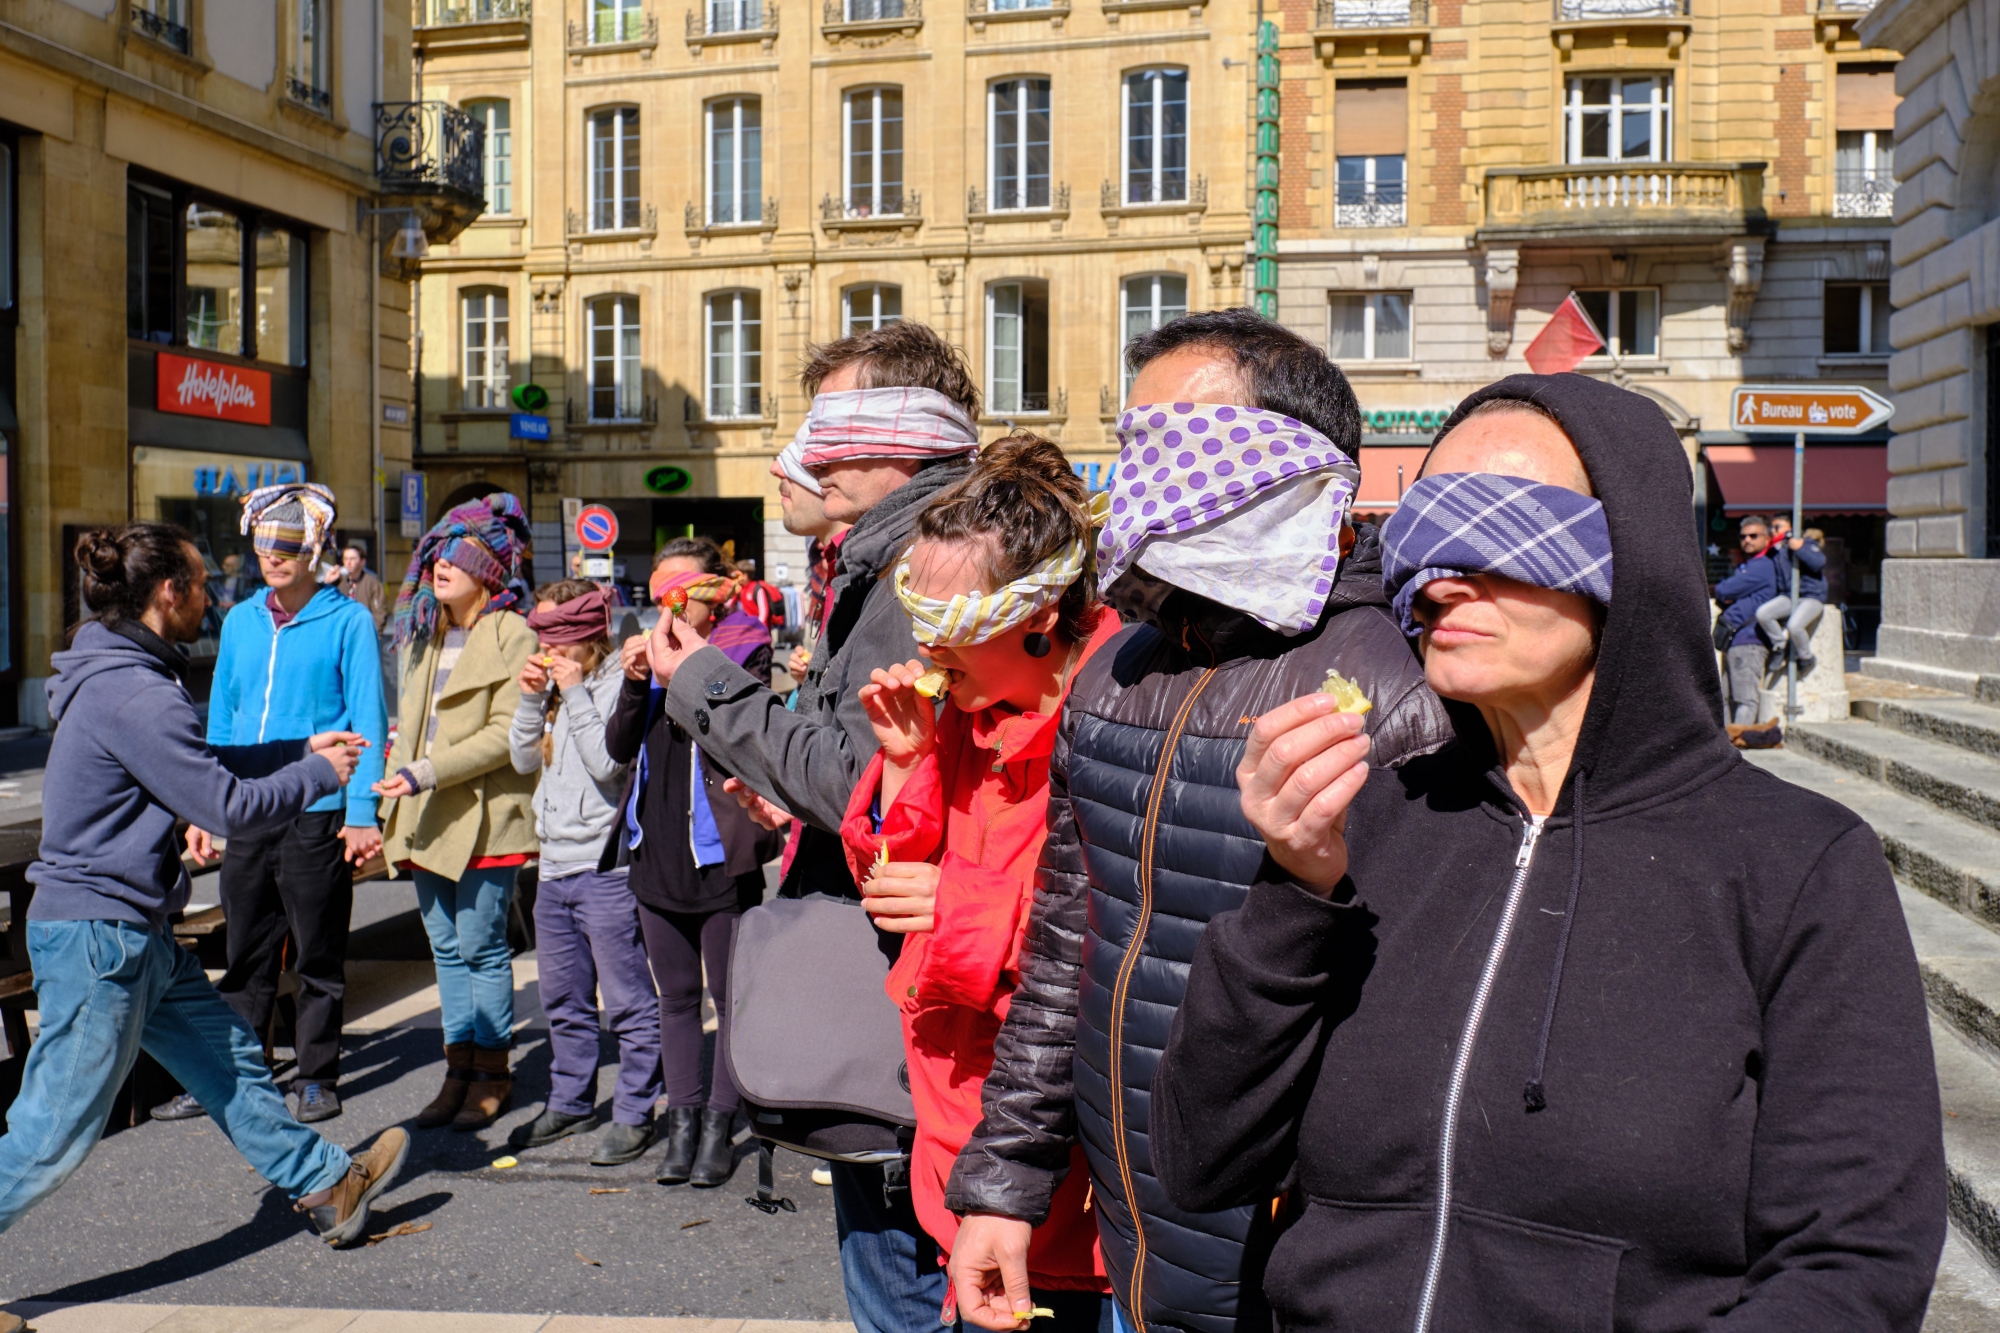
510,383,550,412
645,465,693,495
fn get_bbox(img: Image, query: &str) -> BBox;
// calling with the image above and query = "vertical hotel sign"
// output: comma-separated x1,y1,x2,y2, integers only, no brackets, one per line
155,351,272,425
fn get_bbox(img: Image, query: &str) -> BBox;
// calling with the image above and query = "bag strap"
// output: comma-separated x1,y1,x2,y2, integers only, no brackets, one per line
743,1141,797,1215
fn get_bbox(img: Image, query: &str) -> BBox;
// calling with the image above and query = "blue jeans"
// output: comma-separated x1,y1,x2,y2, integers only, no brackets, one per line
0,921,350,1232
413,865,518,1048
831,1160,952,1333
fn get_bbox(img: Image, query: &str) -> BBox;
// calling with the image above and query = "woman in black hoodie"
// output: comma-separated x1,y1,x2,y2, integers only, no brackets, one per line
1151,374,1946,1332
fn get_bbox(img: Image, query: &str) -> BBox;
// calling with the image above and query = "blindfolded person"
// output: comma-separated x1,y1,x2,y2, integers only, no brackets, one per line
0,523,401,1248
376,493,540,1132
159,484,388,1128
837,435,1121,1332
1151,375,1946,1331
507,581,662,1166
607,538,782,1188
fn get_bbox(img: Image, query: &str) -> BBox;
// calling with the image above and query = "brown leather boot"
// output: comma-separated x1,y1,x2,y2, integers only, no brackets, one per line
451,1044,512,1130
299,1126,410,1247
415,1042,474,1129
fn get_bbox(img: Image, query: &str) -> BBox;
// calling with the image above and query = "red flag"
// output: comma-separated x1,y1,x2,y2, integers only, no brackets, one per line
1524,293,1606,375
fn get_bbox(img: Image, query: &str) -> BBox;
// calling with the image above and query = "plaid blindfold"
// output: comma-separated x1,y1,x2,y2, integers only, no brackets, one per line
1380,472,1613,637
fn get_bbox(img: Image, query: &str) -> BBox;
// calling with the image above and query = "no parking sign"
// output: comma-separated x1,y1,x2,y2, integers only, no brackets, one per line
575,505,619,551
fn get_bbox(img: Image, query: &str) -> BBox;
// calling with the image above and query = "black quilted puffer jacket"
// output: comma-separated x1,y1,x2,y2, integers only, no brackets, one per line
947,526,1453,1333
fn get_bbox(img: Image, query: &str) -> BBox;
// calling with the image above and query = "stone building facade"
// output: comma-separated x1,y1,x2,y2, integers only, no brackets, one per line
1859,0,2000,689
1269,0,1902,634
0,0,476,722
408,0,1252,588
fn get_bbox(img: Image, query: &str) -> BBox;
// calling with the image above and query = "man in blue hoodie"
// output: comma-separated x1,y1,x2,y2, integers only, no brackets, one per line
6,521,404,1246
155,485,387,1126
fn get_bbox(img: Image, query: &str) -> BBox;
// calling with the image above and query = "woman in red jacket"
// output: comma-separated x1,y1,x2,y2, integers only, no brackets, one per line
839,435,1119,1333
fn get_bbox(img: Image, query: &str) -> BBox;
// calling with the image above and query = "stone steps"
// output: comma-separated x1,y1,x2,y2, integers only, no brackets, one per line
1788,719,2000,840
1861,695,2000,764
1743,738,2000,1280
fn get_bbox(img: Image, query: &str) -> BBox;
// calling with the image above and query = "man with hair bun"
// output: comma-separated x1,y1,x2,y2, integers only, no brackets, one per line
644,318,981,1333
156,483,388,1126
0,522,402,1252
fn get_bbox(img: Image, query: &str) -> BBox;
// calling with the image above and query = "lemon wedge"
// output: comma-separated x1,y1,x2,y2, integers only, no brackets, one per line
1319,670,1372,715
873,839,890,872
913,669,951,698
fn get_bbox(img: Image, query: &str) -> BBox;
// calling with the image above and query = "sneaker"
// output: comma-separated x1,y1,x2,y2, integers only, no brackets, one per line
295,1083,341,1124
588,1120,655,1166
151,1093,206,1121
300,1127,410,1247
514,1106,598,1150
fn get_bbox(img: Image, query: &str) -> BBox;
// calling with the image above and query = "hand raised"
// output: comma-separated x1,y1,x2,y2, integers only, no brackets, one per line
1236,692,1371,895
620,633,652,681
722,776,792,831
858,659,938,767
307,731,368,785
548,654,586,692
518,656,551,696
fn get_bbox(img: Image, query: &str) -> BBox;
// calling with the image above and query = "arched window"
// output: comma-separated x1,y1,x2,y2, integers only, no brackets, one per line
462,289,510,408
588,295,641,420
1123,69,1188,204
707,290,763,419
843,283,902,334
989,78,1051,211
1120,273,1185,394
467,100,513,215
986,279,1049,415
843,87,905,217
708,97,763,225
588,106,641,231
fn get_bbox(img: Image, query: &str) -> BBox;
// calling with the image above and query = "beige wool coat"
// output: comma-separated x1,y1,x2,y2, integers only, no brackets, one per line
382,610,540,882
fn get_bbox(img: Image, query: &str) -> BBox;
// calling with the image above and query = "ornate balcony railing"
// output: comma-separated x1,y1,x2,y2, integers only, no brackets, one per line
1833,170,1895,219
287,74,333,114
1555,0,1686,17
823,191,918,220
968,182,1070,215
421,0,530,23
687,0,775,35
377,101,486,203
989,388,1066,417
131,6,193,52
1102,175,1206,209
1481,161,1766,239
1314,0,1427,27
686,198,778,228
567,204,659,237
1335,183,1407,228
834,0,911,18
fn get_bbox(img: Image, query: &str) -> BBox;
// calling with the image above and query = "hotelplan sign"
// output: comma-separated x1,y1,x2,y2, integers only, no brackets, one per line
1729,385,1894,437
156,351,273,426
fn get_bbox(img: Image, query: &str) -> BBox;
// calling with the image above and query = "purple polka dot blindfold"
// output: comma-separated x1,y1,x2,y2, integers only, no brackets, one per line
1095,402,1359,601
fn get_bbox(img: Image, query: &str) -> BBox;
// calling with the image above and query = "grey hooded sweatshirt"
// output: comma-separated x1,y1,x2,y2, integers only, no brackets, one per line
509,654,629,880
29,620,342,930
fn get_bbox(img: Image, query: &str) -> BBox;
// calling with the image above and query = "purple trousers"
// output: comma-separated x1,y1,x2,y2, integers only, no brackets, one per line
533,869,664,1126
637,902,741,1113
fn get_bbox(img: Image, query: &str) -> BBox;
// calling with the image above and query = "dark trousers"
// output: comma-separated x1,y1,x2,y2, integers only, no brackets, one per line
636,901,740,1113
535,869,664,1126
215,808,354,1086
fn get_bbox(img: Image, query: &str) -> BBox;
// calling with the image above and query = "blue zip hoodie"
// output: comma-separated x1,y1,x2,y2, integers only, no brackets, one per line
29,621,343,930
1714,551,1780,649
207,584,387,826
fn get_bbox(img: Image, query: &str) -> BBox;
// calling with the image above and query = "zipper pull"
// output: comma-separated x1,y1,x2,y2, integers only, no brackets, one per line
1515,819,1542,869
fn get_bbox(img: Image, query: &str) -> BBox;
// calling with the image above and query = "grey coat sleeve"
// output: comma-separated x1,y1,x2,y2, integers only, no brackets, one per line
944,710,1088,1225
661,582,917,833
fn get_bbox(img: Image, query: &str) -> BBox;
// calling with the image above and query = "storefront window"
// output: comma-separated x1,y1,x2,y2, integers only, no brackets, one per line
128,178,310,363
255,227,308,367
184,204,243,354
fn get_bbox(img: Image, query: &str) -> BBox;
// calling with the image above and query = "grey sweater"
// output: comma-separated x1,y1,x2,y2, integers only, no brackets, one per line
509,654,629,880
31,621,341,929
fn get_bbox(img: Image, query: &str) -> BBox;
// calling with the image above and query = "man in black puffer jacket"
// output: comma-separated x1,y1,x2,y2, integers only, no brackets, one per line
946,311,1453,1333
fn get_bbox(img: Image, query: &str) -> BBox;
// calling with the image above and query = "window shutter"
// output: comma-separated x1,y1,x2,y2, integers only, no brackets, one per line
1334,80,1408,157
1835,67,1900,131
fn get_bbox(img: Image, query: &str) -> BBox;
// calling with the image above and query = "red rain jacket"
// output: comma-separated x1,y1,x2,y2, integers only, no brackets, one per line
840,613,1121,1291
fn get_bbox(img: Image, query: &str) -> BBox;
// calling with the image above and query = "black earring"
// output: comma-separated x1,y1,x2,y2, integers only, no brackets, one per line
1023,631,1053,658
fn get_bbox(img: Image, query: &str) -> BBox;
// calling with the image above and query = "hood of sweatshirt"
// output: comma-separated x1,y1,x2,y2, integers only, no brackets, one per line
47,620,183,725
1424,374,1739,821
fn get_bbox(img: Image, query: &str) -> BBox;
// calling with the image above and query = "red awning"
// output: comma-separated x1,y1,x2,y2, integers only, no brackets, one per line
1353,446,1432,513
1704,444,1887,514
